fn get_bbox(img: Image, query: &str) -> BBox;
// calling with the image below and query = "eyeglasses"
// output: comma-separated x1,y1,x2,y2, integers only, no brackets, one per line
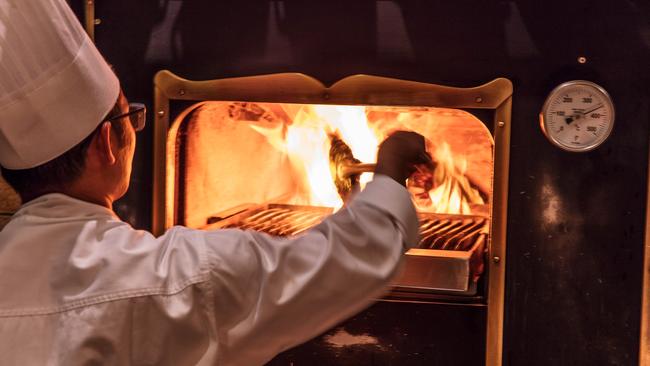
105,103,146,132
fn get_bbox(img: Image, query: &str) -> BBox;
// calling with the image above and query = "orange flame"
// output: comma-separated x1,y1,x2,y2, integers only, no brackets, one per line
283,105,380,208
426,143,484,214
285,108,341,207
258,104,483,214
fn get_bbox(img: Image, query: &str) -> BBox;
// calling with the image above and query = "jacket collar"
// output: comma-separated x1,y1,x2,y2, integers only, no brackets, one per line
16,193,118,220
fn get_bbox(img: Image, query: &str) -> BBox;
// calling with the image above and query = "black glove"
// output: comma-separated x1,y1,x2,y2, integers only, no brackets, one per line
374,131,433,186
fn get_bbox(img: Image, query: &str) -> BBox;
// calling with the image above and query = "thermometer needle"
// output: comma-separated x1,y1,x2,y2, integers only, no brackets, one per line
583,103,604,115
565,103,604,124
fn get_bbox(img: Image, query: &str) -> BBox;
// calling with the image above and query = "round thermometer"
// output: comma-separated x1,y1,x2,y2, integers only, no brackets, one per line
540,80,615,152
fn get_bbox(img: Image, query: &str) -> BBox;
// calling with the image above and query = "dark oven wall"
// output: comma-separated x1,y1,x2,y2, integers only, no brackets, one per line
74,1,650,365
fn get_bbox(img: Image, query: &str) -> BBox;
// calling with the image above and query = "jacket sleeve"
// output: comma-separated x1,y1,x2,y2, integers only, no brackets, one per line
201,175,419,366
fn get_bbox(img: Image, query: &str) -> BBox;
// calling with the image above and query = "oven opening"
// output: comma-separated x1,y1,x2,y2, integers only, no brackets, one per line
170,100,494,300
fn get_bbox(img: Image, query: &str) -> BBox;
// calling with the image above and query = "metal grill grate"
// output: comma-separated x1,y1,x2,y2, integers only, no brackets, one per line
419,217,487,251
211,204,488,251
222,207,330,236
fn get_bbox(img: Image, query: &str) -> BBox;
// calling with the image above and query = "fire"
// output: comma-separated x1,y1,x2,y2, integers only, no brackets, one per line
421,143,484,214
285,108,342,207
312,105,379,187
257,103,484,215
285,105,378,208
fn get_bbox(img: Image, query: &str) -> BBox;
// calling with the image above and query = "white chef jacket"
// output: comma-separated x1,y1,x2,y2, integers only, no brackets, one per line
0,176,418,366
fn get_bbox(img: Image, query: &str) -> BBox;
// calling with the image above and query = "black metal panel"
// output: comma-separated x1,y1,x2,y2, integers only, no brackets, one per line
81,0,650,364
267,301,486,366
503,2,650,365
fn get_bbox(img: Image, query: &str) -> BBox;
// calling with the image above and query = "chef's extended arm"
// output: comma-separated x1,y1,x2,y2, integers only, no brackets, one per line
202,175,418,366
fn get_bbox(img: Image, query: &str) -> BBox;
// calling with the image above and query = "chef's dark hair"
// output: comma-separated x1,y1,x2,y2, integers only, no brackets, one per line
1,92,127,203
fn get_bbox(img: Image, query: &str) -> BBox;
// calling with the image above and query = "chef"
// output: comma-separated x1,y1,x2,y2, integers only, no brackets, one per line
0,0,428,365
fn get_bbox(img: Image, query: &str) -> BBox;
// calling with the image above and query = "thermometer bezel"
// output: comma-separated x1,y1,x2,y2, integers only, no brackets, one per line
540,80,615,152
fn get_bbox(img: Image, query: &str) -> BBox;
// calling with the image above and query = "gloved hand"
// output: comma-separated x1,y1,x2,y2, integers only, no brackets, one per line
375,131,434,186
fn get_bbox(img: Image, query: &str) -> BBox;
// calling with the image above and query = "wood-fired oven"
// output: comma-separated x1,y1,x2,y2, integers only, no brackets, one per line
152,70,512,365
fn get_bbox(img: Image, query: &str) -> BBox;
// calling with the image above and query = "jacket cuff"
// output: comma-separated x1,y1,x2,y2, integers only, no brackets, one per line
352,174,420,249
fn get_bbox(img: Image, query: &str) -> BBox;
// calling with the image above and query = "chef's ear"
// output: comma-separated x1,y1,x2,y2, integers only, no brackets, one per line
91,122,117,166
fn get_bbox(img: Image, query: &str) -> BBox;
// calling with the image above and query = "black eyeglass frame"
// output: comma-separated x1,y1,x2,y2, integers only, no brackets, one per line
105,102,147,132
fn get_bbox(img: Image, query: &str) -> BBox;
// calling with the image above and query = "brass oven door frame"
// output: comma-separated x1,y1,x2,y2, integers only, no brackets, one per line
83,0,96,42
641,141,650,366
153,70,512,366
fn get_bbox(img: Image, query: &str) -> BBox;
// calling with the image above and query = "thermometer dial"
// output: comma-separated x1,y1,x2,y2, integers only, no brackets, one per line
540,80,615,152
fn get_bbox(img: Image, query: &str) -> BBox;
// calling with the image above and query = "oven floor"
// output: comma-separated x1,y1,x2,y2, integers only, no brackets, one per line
267,300,486,366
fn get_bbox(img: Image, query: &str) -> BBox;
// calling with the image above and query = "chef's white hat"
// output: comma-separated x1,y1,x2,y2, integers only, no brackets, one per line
0,0,119,169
